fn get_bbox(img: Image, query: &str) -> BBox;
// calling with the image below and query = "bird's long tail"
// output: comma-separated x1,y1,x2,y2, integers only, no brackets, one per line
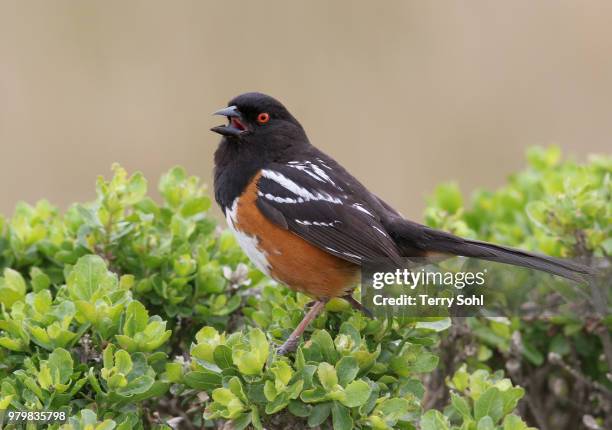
384,218,593,283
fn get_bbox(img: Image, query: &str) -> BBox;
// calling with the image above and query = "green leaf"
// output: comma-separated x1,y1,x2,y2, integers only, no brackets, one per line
115,335,137,352
500,387,525,415
4,268,26,295
96,420,117,430
192,326,224,364
118,375,154,395
231,413,252,430
0,268,27,308
310,330,338,364
128,380,169,403
477,416,495,430
88,368,104,395
390,345,439,376
270,361,293,388
502,414,532,430
0,394,14,410
232,328,269,376
340,380,372,407
184,370,222,391
451,392,472,420
213,345,234,370
251,408,263,430
37,364,53,390
143,328,171,351
335,356,359,386
331,402,353,430
225,380,245,409
307,402,331,427
265,393,290,414
67,255,117,301
420,410,450,430
301,387,329,403
123,301,148,337
432,182,463,214
125,171,148,204
181,197,211,217
288,400,310,418
375,398,410,420
474,387,503,423
412,352,439,373
415,318,452,332
30,267,51,292
317,362,338,391
163,362,183,383
107,373,128,390
0,337,26,351
264,380,277,401
211,387,244,419
114,350,133,375
159,166,187,208
451,365,470,391
47,348,74,385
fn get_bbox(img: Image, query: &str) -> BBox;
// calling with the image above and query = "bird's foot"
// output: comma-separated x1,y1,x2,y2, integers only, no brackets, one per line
277,299,328,355
277,337,300,355
343,294,374,318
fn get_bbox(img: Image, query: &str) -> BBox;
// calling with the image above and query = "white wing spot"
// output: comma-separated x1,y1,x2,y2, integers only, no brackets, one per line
342,251,363,260
317,158,333,170
286,161,338,187
310,164,333,183
352,203,375,217
295,219,339,227
372,225,389,237
261,169,343,204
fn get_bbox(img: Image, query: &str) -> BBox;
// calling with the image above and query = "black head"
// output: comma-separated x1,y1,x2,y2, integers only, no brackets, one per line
211,92,307,146
211,93,310,210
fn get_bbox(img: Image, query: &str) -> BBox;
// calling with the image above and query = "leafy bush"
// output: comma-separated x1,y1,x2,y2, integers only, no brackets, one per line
425,146,611,429
0,147,607,429
0,165,258,429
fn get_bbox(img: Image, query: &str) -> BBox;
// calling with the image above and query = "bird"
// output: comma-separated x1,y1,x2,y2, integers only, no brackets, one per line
210,92,592,354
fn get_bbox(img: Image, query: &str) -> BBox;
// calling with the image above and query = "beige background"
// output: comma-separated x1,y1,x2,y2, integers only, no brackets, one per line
1,1,610,221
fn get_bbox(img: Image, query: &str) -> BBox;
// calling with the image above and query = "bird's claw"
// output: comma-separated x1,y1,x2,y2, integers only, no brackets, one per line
277,337,299,355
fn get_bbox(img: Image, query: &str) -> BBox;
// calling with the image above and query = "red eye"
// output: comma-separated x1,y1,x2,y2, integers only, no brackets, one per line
257,112,270,124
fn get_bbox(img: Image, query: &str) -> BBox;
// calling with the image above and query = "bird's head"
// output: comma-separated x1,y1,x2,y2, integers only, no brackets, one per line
211,92,307,148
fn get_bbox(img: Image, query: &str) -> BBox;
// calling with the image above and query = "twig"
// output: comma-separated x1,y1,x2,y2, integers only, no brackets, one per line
548,352,612,398
573,230,612,379
522,365,551,430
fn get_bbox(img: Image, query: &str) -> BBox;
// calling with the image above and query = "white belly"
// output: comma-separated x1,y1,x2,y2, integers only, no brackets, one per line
225,199,271,276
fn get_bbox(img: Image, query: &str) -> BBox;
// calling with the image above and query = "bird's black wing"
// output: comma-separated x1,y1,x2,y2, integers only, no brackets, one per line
255,161,403,266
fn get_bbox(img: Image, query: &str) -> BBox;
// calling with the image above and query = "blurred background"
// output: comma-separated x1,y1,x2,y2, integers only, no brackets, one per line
1,1,610,220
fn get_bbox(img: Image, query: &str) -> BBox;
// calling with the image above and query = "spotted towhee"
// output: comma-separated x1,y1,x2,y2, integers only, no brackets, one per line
211,92,591,354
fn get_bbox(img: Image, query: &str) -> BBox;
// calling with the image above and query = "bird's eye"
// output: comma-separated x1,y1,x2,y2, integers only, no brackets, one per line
257,112,270,124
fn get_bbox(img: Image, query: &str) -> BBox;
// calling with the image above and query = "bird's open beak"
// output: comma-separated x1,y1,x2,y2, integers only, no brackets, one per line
211,105,248,137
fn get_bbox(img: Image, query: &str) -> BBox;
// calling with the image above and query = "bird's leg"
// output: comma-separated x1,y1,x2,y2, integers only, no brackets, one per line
343,294,374,318
278,299,328,355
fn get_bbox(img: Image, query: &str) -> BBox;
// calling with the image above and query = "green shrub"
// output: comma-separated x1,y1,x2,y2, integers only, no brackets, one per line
0,165,257,429
1,147,607,429
425,146,611,429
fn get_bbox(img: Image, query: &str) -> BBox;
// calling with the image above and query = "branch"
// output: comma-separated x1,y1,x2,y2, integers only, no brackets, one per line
548,352,612,398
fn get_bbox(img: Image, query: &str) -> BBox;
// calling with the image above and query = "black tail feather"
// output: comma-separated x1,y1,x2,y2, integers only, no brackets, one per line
384,218,594,283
